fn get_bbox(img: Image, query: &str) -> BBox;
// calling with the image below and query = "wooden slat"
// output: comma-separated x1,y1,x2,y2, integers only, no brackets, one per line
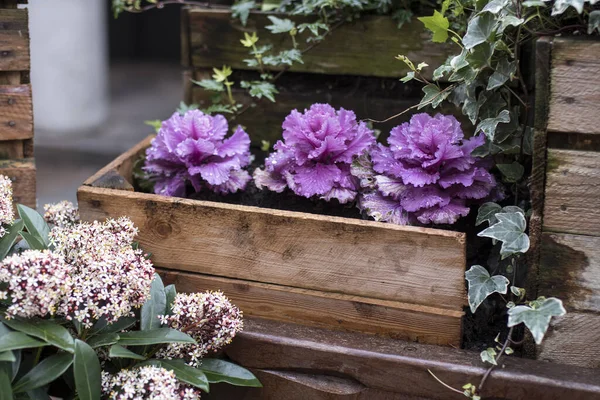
543,149,600,236
186,8,452,78
0,158,35,208
538,232,600,313
218,318,600,400
547,38,600,135
0,139,24,159
159,269,463,346
537,312,600,369
0,8,30,71
0,84,33,140
79,184,466,310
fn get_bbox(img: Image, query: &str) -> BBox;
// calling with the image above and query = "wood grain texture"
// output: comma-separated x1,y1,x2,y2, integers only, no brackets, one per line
547,38,600,135
186,8,452,78
538,232,600,313
543,149,600,236
0,8,29,71
79,184,466,309
0,139,24,159
0,84,33,140
537,312,600,369
221,318,600,400
159,269,463,345
0,158,35,208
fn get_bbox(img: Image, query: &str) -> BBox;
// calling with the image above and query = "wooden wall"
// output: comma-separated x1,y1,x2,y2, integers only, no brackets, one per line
0,0,35,208
531,37,600,368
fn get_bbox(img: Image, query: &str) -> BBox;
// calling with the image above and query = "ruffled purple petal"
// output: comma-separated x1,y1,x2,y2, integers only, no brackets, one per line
374,175,406,200
294,163,342,198
216,126,251,158
210,169,251,194
401,186,450,212
358,192,409,225
416,200,470,224
253,168,288,193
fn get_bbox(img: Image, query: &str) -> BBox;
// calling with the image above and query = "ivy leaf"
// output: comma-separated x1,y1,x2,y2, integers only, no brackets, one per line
433,64,452,80
265,16,295,34
400,71,415,83
478,211,530,259
240,81,278,102
589,11,600,34
476,109,510,140
497,161,524,182
392,9,413,29
480,347,498,365
497,15,524,33
240,31,259,48
508,297,566,344
465,265,510,313
193,79,224,92
476,202,502,226
487,58,517,90
231,0,256,26
418,11,449,43
482,0,509,13
212,66,233,83
419,85,450,109
552,0,585,15
298,22,328,36
523,0,546,6
462,13,496,49
466,42,493,69
275,49,303,65
243,58,260,68
261,0,281,11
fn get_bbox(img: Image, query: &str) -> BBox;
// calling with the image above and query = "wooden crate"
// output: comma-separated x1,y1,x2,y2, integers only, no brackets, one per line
0,0,35,208
77,136,466,346
181,7,455,147
530,37,600,368
207,318,600,400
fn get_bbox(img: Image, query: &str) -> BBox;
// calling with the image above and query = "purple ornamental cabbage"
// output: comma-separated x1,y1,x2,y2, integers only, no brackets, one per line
352,113,496,225
253,104,376,203
144,110,251,197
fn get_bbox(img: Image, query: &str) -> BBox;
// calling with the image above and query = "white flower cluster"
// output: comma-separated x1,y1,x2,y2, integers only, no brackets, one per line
50,217,154,328
0,250,71,319
0,175,14,238
101,366,202,400
156,291,243,367
43,200,80,228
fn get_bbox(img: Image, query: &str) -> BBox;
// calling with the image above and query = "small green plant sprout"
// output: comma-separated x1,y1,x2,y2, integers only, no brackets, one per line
241,32,264,71
212,65,235,105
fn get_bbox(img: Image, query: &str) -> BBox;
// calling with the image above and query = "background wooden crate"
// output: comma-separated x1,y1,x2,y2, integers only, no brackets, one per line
530,37,600,368
181,7,455,147
0,0,35,208
78,136,466,346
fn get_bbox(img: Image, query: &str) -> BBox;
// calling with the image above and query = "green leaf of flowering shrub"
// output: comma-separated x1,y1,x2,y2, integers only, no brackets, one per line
108,344,146,360
0,219,24,259
265,16,296,34
462,12,495,49
87,333,119,349
478,211,530,258
117,328,195,346
0,351,15,362
2,318,75,353
12,352,73,393
231,0,256,26
0,331,47,353
19,231,45,251
164,284,176,316
480,347,498,365
0,368,12,400
508,297,566,344
17,205,50,248
144,359,209,392
74,340,101,400
200,358,262,387
418,11,449,43
91,316,136,335
465,265,509,313
141,273,167,331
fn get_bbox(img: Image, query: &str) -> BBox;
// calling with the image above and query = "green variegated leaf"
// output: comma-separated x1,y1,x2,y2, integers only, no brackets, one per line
231,0,256,26
480,347,498,365
508,297,566,344
265,16,295,33
497,161,525,182
462,12,496,49
478,212,530,258
476,109,510,140
589,10,600,34
419,85,450,109
487,58,517,90
192,79,224,92
418,11,449,43
465,265,509,313
476,202,502,226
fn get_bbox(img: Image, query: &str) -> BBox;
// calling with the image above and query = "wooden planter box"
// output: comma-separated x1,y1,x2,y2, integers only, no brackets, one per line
0,0,35,208
77,136,467,346
181,7,455,147
530,37,600,368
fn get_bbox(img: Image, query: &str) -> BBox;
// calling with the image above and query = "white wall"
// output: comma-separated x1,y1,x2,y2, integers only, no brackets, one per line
29,0,109,134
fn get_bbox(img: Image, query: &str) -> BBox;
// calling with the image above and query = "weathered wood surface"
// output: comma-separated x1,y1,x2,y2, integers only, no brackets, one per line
0,8,30,71
0,158,35,208
208,318,600,400
547,38,600,135
79,184,466,310
160,269,463,345
0,84,33,140
543,149,600,236
184,8,452,78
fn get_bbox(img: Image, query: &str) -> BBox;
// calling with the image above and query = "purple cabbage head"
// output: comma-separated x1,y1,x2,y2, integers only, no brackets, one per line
352,113,497,225
253,104,376,203
144,110,252,197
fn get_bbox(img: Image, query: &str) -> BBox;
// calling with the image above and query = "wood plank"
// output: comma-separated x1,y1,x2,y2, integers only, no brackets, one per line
222,318,600,400
187,8,452,78
0,139,24,159
537,312,600,369
159,269,463,346
538,232,600,313
0,9,30,71
0,84,33,140
543,149,600,236
547,38,600,135
0,158,35,208
79,184,466,310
